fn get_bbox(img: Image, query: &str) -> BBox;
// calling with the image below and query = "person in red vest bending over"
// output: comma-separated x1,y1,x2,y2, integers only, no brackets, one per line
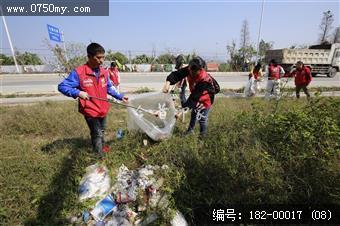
245,62,263,97
264,59,285,100
287,61,312,99
58,43,128,156
108,60,121,92
162,56,219,137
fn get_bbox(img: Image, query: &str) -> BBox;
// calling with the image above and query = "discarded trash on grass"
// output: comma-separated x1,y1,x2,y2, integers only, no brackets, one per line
127,92,176,141
79,164,111,201
116,128,124,140
90,194,118,221
143,139,148,146
78,164,188,226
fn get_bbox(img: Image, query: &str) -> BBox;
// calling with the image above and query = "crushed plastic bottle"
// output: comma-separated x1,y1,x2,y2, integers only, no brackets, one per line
116,128,124,140
82,210,91,223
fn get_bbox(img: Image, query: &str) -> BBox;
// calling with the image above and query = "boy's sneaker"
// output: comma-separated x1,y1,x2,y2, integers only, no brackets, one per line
184,130,194,136
101,145,110,153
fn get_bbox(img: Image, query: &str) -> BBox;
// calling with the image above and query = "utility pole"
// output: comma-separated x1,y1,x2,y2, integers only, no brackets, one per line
61,31,68,61
256,0,265,62
1,7,20,73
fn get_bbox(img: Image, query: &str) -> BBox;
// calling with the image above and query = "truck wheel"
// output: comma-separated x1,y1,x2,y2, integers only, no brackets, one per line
327,68,337,78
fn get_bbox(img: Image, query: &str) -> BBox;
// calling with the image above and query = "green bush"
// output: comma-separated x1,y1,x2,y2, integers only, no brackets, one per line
249,98,340,204
163,64,173,72
218,63,231,72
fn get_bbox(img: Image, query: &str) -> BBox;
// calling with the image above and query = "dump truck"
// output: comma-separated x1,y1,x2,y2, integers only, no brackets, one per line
265,43,340,77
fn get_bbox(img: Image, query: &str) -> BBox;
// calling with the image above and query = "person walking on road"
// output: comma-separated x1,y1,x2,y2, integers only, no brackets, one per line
287,61,312,99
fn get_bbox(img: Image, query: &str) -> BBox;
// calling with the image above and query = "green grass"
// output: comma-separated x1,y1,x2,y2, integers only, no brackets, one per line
132,87,155,94
0,97,339,225
0,93,60,98
221,86,340,94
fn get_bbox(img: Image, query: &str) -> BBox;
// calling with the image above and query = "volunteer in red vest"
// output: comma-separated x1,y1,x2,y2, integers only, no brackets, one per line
264,59,285,99
289,61,312,98
246,62,263,97
108,60,121,92
58,43,128,156
162,56,219,137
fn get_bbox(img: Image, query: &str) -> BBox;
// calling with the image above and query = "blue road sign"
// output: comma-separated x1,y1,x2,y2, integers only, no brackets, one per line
47,24,62,42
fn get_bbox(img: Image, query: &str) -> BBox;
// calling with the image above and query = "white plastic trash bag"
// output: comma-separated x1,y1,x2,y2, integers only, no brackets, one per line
171,211,188,226
127,92,176,141
79,164,111,201
244,77,256,97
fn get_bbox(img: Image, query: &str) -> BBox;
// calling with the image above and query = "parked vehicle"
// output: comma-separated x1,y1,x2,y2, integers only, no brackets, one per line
265,43,340,77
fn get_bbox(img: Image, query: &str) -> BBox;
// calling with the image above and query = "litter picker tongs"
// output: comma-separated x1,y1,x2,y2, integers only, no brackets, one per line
88,95,161,117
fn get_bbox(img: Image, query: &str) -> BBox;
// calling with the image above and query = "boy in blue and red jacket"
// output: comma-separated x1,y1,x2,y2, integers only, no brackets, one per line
162,56,219,137
58,43,128,155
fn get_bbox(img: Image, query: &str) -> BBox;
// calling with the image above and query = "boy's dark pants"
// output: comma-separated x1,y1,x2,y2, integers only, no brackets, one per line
180,82,187,107
84,116,107,153
296,85,310,98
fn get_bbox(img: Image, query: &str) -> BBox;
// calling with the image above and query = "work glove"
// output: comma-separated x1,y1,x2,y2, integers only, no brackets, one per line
162,81,171,93
79,91,89,100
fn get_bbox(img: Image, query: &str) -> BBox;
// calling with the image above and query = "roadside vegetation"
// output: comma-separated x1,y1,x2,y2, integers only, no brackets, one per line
0,97,339,225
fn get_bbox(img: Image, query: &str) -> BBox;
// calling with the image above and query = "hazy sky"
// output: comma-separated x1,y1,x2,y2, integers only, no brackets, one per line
1,0,339,61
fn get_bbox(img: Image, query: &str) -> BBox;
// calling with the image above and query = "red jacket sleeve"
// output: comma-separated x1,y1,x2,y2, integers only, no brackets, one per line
305,67,312,84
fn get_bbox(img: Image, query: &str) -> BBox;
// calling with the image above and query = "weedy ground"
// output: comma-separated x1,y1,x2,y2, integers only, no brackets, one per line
0,96,339,225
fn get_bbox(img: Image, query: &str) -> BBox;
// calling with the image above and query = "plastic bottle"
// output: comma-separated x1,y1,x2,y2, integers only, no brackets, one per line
116,128,123,140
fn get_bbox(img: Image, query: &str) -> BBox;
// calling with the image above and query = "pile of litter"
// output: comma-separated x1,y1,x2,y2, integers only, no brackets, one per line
76,164,187,226
127,92,177,141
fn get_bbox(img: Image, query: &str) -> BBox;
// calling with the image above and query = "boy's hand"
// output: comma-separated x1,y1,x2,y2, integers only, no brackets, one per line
162,81,171,93
79,91,89,100
122,96,129,103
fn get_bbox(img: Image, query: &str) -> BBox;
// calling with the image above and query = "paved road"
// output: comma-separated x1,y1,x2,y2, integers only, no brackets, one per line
1,72,339,94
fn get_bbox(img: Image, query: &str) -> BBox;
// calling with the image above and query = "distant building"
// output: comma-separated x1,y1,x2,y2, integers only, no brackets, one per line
207,62,219,72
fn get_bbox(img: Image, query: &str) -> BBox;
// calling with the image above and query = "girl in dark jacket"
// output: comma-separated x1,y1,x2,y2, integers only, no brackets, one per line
162,56,217,136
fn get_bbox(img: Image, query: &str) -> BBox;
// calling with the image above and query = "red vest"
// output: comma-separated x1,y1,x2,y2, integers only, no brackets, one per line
294,67,312,86
253,70,260,80
108,67,120,87
269,65,282,80
76,64,110,118
187,69,213,108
